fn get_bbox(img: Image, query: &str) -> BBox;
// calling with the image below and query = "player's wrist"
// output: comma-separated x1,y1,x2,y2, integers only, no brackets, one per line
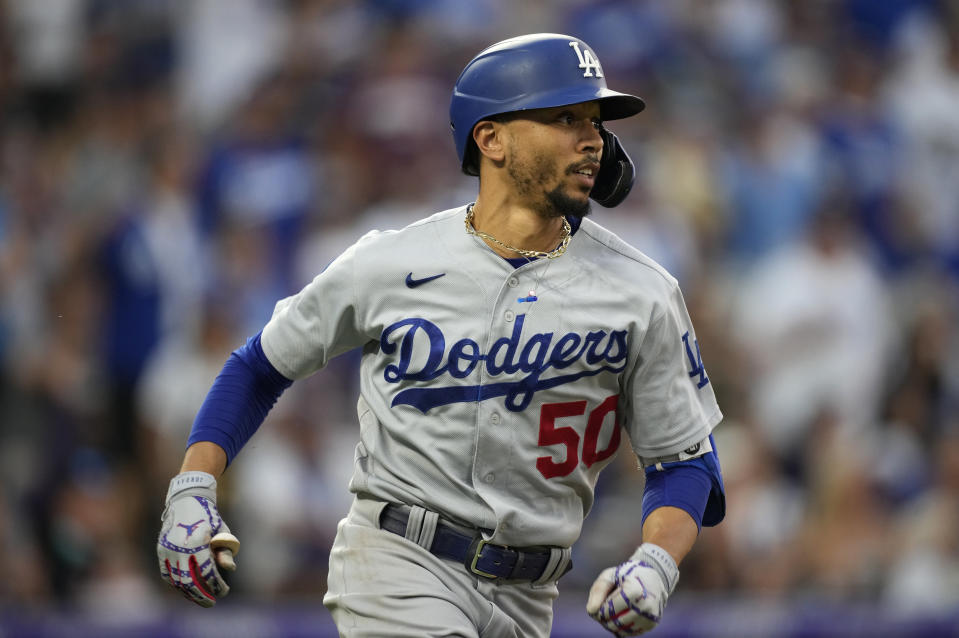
166,471,218,504
632,542,679,594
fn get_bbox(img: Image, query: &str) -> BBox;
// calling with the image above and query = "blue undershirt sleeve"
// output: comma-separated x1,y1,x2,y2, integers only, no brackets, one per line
641,434,726,530
187,331,293,466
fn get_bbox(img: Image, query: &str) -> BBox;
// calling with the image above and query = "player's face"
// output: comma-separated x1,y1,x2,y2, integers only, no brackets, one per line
502,102,604,219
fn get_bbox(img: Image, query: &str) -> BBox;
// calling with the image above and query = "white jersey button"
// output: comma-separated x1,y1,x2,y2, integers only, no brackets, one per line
508,276,520,288
483,472,495,483
504,310,515,322
490,412,501,425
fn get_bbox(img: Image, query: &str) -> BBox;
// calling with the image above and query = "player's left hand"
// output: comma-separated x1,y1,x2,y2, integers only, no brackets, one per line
157,471,240,608
586,542,679,636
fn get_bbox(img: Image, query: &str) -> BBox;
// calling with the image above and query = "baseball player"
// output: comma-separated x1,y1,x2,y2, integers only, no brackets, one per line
157,33,725,637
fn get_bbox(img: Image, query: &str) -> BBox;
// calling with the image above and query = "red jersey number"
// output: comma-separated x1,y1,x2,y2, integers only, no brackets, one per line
536,395,622,479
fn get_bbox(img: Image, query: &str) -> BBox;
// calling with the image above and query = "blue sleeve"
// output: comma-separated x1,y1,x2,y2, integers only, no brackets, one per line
641,434,726,530
187,331,293,465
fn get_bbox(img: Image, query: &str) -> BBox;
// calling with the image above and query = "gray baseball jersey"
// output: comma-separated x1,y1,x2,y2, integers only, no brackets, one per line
261,205,721,549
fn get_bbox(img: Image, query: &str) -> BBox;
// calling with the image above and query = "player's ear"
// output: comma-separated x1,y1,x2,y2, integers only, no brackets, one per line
472,120,507,168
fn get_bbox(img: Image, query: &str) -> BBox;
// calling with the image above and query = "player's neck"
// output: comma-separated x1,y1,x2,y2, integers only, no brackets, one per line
469,196,566,259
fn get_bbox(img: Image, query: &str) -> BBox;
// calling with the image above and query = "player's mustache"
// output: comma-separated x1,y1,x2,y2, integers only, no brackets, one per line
566,158,602,175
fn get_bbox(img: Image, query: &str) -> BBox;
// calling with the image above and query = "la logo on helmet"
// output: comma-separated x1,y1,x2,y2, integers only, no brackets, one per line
568,41,604,78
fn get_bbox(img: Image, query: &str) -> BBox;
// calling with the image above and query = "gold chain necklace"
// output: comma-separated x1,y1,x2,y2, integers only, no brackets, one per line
464,204,571,260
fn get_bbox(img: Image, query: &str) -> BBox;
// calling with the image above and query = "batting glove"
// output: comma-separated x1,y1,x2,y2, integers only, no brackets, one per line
586,543,679,636
157,471,240,607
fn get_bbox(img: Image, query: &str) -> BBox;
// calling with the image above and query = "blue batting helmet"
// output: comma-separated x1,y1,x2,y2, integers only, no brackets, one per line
450,33,645,176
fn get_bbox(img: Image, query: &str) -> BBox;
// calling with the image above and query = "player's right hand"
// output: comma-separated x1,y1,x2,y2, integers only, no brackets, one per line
157,471,240,607
585,543,678,635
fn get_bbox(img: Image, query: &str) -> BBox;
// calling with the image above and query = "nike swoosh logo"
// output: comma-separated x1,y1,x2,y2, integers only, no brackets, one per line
406,272,446,288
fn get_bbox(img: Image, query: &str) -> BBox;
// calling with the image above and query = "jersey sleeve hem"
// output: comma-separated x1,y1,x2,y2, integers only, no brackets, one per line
631,407,723,460
260,327,302,381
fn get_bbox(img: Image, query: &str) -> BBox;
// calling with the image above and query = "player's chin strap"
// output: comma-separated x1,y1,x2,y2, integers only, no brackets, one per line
590,126,635,208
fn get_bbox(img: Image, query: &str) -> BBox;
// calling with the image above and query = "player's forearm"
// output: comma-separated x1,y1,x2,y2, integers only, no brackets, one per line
182,332,293,470
180,441,228,478
641,505,699,565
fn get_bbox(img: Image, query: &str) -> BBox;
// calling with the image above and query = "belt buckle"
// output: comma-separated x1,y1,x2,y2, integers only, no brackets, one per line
466,538,501,580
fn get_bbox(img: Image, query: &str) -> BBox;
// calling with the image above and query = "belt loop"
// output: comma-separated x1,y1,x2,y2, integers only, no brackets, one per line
533,547,572,585
404,505,439,551
418,509,439,550
404,506,425,544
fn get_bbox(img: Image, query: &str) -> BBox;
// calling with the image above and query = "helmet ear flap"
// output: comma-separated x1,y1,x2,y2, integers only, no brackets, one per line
590,127,635,208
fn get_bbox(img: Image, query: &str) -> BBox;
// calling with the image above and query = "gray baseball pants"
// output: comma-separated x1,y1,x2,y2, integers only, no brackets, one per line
323,495,560,637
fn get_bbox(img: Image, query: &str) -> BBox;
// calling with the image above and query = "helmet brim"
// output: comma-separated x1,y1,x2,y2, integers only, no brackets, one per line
475,88,645,123
595,90,646,120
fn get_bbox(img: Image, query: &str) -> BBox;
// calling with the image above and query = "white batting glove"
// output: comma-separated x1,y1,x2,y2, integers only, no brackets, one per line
157,471,240,607
586,543,679,636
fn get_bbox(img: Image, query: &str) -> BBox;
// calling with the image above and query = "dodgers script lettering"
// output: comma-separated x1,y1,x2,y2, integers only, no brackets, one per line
380,314,629,413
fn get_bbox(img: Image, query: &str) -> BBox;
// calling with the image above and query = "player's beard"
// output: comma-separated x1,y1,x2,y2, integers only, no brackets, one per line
507,149,592,220
544,184,591,220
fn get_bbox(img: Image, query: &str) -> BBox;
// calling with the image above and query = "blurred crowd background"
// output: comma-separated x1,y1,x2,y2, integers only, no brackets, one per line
1,0,959,636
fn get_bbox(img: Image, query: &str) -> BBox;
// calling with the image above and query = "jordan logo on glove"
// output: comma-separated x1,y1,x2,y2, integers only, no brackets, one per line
177,519,204,539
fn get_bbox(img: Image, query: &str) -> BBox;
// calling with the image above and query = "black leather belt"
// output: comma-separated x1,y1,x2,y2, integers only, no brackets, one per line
379,503,571,582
